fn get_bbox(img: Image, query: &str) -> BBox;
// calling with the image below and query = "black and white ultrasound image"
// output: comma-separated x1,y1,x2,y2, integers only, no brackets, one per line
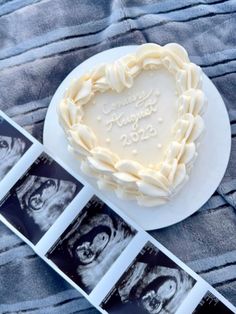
101,242,196,314
46,196,137,294
192,291,234,314
0,115,32,181
0,152,83,244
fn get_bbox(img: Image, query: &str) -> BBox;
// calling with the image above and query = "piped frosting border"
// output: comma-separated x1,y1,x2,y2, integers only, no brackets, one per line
58,43,206,207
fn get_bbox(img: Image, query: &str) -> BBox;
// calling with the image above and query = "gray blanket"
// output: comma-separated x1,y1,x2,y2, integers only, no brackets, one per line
0,0,236,313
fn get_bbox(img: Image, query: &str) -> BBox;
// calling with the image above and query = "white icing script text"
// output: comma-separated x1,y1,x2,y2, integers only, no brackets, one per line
104,89,160,131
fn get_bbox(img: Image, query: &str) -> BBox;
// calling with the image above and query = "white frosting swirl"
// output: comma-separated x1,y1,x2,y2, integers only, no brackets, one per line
58,43,206,207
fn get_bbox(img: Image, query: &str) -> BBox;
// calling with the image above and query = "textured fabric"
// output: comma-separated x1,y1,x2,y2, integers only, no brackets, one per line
0,0,236,313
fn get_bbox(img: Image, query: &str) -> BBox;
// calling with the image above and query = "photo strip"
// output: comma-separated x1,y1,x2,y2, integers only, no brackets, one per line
0,113,32,182
192,291,235,314
46,195,137,294
101,241,196,314
0,112,235,314
0,152,83,244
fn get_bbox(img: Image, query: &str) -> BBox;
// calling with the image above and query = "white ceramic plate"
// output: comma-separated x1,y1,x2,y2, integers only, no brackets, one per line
43,46,231,230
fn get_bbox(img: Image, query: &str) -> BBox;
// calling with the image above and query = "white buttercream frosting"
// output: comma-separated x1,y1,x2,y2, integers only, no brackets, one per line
58,43,206,207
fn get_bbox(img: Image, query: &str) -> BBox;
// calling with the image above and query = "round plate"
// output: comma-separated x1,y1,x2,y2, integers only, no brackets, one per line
43,46,231,230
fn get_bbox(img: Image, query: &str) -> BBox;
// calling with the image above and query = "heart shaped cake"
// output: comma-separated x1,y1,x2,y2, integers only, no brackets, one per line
58,43,206,207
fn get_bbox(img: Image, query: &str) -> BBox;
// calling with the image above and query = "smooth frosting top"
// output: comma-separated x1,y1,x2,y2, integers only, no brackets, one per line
58,43,206,207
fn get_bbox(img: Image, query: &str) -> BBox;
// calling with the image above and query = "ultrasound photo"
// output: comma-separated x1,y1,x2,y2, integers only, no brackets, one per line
101,242,196,314
0,152,83,244
192,291,234,314
0,115,32,181
46,196,137,294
